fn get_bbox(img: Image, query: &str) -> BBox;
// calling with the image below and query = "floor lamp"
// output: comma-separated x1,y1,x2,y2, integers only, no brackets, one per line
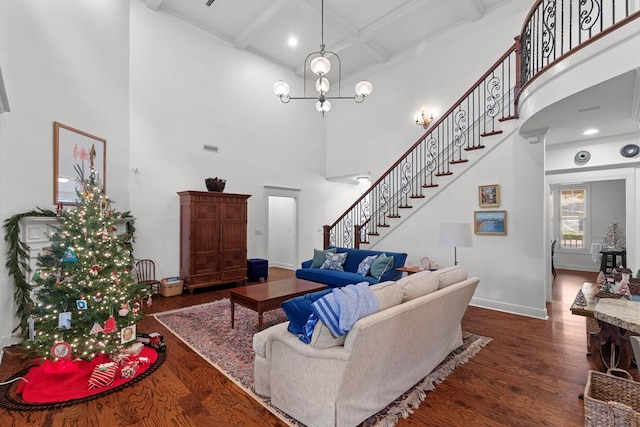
439,223,473,266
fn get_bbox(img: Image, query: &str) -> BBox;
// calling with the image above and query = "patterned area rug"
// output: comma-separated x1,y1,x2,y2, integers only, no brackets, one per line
153,299,491,426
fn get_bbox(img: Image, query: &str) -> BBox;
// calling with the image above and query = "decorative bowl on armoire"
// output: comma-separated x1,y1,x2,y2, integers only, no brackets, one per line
205,177,226,192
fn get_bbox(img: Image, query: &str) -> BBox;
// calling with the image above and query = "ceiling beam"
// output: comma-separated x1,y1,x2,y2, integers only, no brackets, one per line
359,0,423,41
462,0,486,22
145,0,163,11
300,0,390,64
234,0,293,50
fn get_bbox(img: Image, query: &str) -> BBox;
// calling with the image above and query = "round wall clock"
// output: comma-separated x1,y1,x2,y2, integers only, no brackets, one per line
574,150,591,164
620,144,640,158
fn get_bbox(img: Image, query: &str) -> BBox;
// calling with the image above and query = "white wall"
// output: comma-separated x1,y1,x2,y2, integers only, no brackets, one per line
324,0,532,181
0,0,130,347
268,196,296,269
129,2,365,278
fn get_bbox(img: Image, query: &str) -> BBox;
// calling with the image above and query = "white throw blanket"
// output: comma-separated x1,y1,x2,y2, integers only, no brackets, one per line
312,282,379,337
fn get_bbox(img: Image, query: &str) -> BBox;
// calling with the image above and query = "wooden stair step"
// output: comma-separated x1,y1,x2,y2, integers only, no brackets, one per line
377,224,390,227
450,159,468,164
409,195,425,199
422,184,439,188
498,115,518,122
480,130,502,137
398,205,412,209
464,145,485,151
367,232,380,236
387,214,401,219
435,172,453,177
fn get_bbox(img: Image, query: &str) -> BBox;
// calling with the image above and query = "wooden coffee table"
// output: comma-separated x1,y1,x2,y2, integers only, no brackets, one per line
229,278,328,330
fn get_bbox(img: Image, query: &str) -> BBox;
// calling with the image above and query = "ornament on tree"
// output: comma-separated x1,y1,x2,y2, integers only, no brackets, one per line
50,341,72,360
132,302,141,316
111,271,120,284
118,303,131,316
61,247,77,263
90,322,104,335
90,265,101,276
94,292,102,302
103,316,118,334
102,229,109,241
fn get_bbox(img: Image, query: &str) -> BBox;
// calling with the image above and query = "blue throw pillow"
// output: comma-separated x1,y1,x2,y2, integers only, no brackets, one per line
356,255,378,276
320,252,348,271
281,288,333,335
310,248,337,268
369,253,394,280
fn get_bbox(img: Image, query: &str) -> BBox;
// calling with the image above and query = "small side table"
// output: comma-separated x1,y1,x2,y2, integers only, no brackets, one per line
599,249,626,274
396,266,436,275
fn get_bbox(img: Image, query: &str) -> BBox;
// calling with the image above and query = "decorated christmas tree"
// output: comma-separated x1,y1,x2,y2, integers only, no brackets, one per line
25,161,150,361
602,221,625,249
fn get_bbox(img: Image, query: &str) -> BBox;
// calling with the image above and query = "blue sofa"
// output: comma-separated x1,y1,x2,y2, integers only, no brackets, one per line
295,246,407,287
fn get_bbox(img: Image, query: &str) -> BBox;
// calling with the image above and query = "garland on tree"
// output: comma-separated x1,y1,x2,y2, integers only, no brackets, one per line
3,208,57,335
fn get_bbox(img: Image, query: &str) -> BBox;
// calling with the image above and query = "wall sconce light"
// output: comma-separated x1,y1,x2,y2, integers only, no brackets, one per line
415,109,434,129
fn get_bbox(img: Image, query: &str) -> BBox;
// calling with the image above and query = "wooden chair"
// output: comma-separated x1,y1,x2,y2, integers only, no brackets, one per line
551,239,557,278
135,259,161,294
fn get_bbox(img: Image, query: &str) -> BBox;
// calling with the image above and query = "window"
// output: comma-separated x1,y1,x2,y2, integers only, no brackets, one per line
552,186,589,250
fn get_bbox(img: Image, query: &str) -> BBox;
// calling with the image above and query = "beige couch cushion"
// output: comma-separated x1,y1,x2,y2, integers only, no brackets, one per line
310,282,402,349
400,270,440,302
370,281,403,310
437,266,468,289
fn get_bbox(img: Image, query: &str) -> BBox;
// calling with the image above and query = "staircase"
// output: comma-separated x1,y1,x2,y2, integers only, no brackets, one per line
324,0,640,249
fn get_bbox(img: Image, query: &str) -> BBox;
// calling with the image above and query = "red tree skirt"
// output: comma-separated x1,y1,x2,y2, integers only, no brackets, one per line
15,346,159,403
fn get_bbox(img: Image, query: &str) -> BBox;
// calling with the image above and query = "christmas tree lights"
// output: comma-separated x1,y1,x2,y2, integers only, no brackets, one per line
25,165,150,361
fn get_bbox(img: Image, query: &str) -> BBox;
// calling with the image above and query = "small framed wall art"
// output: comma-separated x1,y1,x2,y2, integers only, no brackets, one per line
478,184,500,207
474,210,507,235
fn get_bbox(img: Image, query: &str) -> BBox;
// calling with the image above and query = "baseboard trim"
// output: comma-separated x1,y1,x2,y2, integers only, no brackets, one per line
470,297,548,320
555,263,599,272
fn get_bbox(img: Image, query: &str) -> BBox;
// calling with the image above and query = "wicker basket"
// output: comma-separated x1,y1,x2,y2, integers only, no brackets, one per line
160,280,183,297
584,369,640,426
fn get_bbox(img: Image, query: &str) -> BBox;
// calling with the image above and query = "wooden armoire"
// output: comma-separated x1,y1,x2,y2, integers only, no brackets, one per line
178,191,250,293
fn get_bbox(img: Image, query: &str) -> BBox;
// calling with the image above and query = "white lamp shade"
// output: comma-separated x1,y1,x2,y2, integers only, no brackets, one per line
310,56,331,76
439,223,473,248
315,77,330,93
355,80,373,96
273,80,290,97
316,100,331,113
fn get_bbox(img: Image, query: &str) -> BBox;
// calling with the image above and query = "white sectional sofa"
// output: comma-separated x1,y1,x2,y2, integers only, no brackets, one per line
253,266,479,427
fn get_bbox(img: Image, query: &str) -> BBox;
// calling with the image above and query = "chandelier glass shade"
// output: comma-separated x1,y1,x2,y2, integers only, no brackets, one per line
273,0,372,116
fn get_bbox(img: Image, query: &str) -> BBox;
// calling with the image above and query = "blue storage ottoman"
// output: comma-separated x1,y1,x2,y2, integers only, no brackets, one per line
247,258,268,282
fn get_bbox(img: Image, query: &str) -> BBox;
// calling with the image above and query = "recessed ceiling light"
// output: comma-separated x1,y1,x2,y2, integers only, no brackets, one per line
583,128,599,135
287,36,298,47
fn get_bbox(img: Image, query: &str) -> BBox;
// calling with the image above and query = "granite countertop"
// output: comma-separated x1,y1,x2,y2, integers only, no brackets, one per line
594,298,640,334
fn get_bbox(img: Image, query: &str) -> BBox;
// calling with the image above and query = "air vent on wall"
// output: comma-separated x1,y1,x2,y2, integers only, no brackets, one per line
203,144,219,153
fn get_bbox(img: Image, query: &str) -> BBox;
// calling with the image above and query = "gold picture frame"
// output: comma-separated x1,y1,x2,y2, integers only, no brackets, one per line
474,210,507,235
478,184,500,207
53,122,106,205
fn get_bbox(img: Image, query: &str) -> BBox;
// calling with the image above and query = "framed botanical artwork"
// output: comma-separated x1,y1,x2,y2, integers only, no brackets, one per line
479,184,500,207
53,122,106,205
474,210,507,235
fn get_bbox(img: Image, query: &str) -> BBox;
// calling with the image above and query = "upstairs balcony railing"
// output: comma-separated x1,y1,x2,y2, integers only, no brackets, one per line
325,0,640,249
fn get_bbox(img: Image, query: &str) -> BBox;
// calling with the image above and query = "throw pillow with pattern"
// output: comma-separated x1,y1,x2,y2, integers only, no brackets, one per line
310,248,337,268
369,253,394,280
356,255,378,276
320,252,348,271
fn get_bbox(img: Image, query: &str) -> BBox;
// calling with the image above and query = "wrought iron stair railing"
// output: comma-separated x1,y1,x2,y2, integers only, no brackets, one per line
324,0,640,250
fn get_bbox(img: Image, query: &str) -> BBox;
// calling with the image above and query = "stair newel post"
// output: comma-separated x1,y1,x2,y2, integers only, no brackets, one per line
513,35,522,115
322,225,330,249
354,224,361,249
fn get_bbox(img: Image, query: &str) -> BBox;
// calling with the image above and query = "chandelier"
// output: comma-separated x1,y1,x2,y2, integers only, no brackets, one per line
272,0,373,116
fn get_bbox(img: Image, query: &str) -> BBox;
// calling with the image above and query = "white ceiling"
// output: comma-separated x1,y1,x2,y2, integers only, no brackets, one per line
150,0,514,78
146,0,640,145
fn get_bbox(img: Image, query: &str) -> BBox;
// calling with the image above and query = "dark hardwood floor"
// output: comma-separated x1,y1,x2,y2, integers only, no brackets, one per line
1,268,630,426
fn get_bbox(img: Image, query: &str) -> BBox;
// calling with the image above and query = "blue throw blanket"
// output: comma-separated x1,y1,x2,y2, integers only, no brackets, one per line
311,282,379,337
